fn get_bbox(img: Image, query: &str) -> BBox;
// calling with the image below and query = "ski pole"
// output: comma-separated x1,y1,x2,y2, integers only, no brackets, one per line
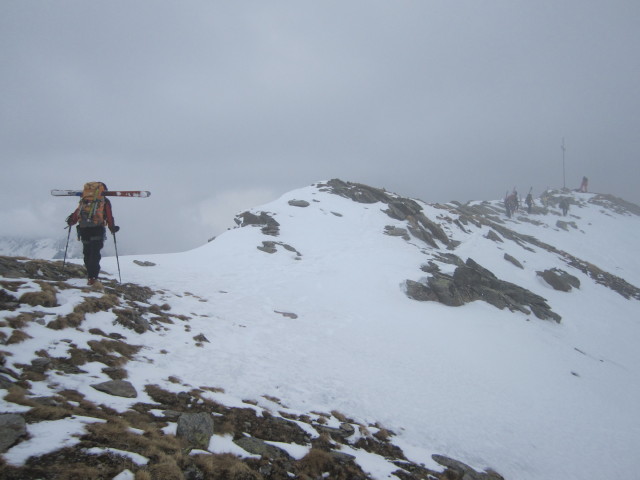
62,225,72,269
112,231,122,283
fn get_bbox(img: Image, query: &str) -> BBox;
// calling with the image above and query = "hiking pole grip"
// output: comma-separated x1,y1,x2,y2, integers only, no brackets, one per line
112,231,122,284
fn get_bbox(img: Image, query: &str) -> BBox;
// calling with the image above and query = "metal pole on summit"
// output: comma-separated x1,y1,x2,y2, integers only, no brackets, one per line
112,232,122,283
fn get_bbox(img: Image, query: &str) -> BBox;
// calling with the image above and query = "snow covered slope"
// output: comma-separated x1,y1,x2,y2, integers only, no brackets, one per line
1,179,639,480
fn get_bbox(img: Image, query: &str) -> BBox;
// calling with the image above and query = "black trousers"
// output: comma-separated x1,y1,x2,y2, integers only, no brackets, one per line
78,226,105,279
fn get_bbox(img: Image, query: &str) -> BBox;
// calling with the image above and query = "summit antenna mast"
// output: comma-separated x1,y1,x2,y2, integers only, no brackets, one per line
561,138,566,189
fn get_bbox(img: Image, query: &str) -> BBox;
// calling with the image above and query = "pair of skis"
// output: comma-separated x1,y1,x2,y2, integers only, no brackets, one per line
51,190,150,198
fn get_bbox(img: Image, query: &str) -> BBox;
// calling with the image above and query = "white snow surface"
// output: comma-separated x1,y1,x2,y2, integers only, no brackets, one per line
2,183,640,479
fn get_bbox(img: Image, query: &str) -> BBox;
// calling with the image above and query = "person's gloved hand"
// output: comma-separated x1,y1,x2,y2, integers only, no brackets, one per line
110,225,120,234
66,215,74,226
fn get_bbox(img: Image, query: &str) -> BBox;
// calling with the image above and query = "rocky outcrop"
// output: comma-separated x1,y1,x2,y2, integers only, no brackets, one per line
538,268,580,292
406,258,561,322
235,211,280,236
322,179,449,249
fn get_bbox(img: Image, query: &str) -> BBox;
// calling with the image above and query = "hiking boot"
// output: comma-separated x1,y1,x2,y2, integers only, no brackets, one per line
87,278,96,286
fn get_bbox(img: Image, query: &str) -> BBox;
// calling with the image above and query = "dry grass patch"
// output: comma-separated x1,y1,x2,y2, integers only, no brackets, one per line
6,329,32,345
3,386,38,407
19,281,58,307
192,453,262,480
25,405,71,422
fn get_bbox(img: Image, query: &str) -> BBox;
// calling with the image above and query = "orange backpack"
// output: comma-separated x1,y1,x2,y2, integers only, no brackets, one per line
78,182,107,227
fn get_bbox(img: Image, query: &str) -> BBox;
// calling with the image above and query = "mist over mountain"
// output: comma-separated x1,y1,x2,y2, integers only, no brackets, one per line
1,179,639,480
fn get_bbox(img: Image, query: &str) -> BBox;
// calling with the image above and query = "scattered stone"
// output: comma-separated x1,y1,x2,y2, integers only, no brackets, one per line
0,413,27,453
503,253,524,269
176,412,215,450
91,380,138,398
133,260,156,267
556,220,577,231
537,268,581,292
288,199,310,207
234,435,292,459
274,310,298,319
193,333,210,343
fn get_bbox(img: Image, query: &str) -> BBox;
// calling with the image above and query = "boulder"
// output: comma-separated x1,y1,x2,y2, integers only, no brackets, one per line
91,380,138,398
0,413,27,453
177,412,215,450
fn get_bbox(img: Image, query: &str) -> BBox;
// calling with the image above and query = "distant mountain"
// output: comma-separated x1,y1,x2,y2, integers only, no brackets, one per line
1,179,639,480
0,235,81,260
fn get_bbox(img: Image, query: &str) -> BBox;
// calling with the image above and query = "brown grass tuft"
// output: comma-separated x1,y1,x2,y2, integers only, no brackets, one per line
19,281,58,307
192,453,261,480
298,448,333,476
25,406,71,422
3,386,37,406
6,329,32,344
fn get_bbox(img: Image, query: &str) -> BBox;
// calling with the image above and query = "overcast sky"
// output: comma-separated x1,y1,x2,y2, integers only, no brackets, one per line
1,1,639,254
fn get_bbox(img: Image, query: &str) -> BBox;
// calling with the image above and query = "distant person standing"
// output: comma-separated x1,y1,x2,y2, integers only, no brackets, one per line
560,197,570,216
579,176,589,193
525,192,533,214
66,182,119,287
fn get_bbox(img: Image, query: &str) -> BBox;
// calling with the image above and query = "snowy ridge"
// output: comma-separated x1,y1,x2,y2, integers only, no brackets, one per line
0,235,83,260
1,179,639,480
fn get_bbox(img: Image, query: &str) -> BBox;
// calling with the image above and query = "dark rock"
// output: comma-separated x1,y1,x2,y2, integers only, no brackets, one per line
193,333,210,343
537,268,581,292
30,357,52,373
432,454,504,480
485,230,503,242
235,211,280,236
274,310,298,319
91,380,138,398
233,435,292,459
503,253,524,269
407,258,561,322
384,226,410,240
257,241,302,256
133,260,156,267
288,199,310,207
556,220,577,231
0,413,27,453
177,412,215,450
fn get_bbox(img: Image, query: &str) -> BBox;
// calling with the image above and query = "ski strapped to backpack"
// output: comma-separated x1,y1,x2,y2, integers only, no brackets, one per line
51,189,151,198
78,182,108,228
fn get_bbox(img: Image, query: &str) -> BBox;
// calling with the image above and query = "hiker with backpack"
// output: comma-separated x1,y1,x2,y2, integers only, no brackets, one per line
66,182,119,287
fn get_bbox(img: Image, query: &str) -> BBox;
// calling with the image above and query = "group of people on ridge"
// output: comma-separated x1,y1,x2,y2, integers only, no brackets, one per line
504,176,588,219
